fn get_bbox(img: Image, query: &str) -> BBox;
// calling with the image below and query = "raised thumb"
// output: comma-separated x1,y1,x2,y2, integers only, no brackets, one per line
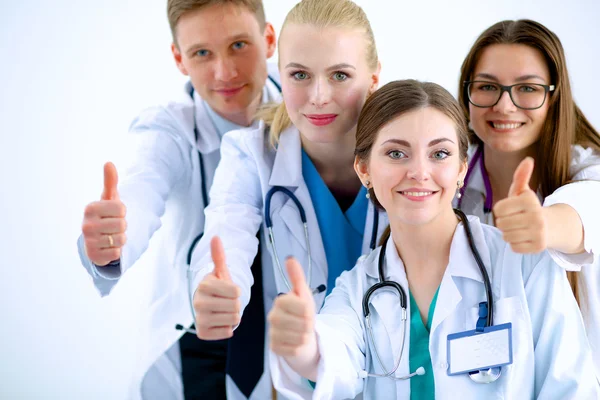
508,157,535,197
101,162,119,201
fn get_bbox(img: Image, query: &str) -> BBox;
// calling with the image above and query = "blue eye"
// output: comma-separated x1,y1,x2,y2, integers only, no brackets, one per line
388,150,405,160
196,49,210,57
432,150,450,160
332,72,348,81
292,71,309,80
232,41,247,50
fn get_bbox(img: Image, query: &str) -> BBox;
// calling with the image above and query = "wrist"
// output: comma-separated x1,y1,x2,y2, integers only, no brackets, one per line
544,204,585,254
285,330,320,381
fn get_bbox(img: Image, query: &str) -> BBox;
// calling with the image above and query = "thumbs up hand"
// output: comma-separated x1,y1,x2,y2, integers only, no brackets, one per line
82,162,127,266
268,257,317,359
493,157,548,254
193,236,241,340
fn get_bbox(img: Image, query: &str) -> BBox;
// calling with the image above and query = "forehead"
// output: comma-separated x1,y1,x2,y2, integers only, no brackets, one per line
474,44,550,82
176,3,262,48
279,24,367,67
375,107,459,144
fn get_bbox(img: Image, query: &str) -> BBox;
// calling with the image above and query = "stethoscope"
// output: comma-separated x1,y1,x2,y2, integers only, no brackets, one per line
264,185,380,296
176,77,282,335
360,208,501,384
457,146,492,213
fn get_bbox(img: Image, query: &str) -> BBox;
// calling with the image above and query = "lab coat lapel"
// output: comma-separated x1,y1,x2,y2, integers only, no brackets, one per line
192,89,222,154
268,127,328,286
365,243,411,384
430,216,489,336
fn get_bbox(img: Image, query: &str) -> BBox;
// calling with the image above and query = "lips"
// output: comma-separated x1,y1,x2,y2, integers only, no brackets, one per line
305,114,338,126
214,85,245,97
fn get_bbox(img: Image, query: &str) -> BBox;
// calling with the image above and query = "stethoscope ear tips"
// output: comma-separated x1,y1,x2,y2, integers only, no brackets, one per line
313,284,326,295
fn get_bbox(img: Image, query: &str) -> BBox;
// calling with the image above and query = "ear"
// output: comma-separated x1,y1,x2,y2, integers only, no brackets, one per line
458,159,468,184
171,42,189,76
354,156,370,186
263,22,277,59
369,61,381,95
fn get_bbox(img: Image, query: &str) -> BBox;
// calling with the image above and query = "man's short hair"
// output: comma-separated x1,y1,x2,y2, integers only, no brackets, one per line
168,0,266,44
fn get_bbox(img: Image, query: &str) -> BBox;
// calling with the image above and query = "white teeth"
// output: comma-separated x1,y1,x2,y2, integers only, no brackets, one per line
492,122,522,130
403,191,433,197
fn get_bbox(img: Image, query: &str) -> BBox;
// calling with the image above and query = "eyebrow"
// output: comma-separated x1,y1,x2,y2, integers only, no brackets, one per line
381,138,455,147
474,73,547,82
184,33,251,54
284,62,356,71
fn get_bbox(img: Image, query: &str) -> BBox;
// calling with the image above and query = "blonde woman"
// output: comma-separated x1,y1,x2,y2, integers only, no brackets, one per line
188,0,386,397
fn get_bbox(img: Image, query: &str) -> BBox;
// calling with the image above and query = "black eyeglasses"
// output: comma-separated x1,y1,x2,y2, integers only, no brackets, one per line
465,81,555,110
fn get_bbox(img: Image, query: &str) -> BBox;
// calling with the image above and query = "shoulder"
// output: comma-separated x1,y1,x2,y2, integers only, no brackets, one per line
128,82,195,141
220,121,271,158
569,144,600,180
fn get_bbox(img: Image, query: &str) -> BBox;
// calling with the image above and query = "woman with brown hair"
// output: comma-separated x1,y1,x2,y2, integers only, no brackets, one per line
267,80,598,399
456,19,600,380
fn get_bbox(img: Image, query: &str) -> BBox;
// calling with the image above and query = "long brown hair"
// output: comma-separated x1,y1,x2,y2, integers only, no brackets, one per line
355,80,469,245
458,19,600,302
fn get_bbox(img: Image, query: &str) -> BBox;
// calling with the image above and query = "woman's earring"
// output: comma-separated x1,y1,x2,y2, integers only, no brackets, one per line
365,180,371,199
456,180,464,199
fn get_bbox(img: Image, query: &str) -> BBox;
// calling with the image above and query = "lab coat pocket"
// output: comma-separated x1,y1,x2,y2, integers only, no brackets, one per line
465,296,531,394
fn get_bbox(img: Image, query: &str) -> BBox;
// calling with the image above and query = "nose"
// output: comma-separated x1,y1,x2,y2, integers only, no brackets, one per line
492,90,517,113
406,157,430,182
309,77,331,108
214,55,238,82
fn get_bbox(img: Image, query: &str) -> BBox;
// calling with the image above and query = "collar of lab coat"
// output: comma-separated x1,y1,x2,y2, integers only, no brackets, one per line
192,77,282,154
363,215,494,350
363,214,490,285
464,144,486,199
268,125,304,188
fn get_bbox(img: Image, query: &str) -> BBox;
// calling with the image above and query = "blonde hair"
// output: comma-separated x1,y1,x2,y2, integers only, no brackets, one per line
258,0,378,147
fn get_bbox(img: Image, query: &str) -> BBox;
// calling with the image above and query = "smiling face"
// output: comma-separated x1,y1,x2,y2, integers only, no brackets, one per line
171,3,276,123
278,23,379,144
357,107,467,226
468,44,552,154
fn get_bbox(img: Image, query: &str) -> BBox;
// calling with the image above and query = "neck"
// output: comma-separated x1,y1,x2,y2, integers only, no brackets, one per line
216,92,262,127
482,143,538,204
300,126,360,192
390,207,458,291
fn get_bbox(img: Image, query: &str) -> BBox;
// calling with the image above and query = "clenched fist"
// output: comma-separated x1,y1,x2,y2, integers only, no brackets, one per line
193,236,242,340
82,162,127,266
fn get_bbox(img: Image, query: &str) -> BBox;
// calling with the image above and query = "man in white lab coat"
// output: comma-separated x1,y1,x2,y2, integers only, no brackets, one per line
77,0,281,398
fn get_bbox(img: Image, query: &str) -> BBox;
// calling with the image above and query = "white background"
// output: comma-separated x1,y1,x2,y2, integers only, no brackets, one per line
1,0,598,398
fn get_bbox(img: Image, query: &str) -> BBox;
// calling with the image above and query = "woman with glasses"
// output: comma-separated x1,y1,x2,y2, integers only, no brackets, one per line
457,19,600,380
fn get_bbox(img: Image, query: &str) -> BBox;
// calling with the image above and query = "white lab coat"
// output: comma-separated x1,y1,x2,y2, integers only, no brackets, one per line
190,123,388,397
458,144,600,381
77,68,282,400
270,216,600,399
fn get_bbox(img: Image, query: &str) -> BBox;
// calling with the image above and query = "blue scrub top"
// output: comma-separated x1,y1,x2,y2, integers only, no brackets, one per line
409,288,439,400
301,150,368,294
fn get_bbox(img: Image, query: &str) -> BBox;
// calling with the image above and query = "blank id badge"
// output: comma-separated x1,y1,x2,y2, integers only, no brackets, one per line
446,323,513,376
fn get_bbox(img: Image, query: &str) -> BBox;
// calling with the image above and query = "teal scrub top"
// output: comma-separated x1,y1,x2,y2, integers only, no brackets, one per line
301,150,368,294
409,288,439,400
